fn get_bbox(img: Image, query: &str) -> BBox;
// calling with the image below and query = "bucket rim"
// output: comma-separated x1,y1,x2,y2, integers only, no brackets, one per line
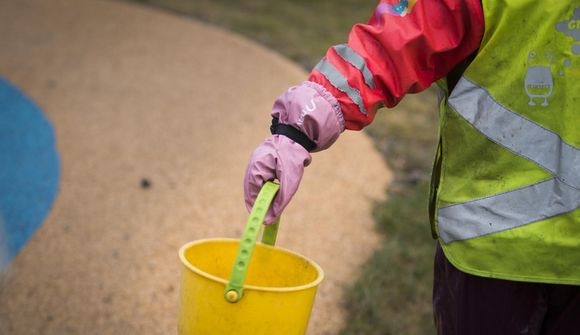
179,238,325,293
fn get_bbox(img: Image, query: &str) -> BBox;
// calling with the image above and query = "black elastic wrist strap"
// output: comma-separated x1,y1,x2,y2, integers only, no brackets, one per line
270,117,316,152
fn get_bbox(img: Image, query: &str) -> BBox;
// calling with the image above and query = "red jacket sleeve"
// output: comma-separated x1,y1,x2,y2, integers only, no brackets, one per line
307,0,484,130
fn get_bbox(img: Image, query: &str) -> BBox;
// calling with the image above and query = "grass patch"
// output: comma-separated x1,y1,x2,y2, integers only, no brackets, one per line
339,181,435,335
342,100,439,335
124,1,440,333
339,90,440,335
126,0,378,70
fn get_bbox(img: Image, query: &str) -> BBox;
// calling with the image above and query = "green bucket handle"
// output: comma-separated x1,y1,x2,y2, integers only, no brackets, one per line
224,181,280,303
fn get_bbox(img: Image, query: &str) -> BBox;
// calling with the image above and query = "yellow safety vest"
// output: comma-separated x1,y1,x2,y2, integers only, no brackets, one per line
432,1,580,284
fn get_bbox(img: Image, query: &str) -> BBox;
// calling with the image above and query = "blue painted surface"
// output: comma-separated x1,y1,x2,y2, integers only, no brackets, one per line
0,77,60,269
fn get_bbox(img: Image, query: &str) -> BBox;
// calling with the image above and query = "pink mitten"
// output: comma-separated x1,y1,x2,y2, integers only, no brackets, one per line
244,135,311,224
244,81,344,223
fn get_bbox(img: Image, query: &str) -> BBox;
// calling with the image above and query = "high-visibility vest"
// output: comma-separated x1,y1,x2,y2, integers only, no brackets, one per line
432,1,580,284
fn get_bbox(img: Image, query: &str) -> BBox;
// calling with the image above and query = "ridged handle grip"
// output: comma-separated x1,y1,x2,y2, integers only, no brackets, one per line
224,182,280,303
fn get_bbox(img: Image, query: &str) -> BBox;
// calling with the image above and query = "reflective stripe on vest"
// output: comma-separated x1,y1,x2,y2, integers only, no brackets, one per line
439,76,580,243
333,44,375,89
314,58,368,116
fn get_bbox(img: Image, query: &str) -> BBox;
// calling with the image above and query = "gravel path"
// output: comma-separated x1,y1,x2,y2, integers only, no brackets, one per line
0,0,391,334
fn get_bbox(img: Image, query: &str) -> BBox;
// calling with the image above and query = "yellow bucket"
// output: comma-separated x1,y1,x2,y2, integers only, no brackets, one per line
178,182,324,334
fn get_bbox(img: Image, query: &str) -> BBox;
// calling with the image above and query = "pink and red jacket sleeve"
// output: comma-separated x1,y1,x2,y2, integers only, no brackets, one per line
307,0,485,130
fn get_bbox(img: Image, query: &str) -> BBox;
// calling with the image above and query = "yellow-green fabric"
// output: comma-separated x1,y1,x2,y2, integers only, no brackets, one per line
432,1,580,284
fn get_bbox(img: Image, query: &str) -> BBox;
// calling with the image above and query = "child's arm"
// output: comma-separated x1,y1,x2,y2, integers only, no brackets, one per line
308,0,484,130
244,0,484,222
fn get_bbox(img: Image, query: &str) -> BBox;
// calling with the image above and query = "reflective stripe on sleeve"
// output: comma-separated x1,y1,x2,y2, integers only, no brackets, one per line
314,58,368,116
333,44,375,89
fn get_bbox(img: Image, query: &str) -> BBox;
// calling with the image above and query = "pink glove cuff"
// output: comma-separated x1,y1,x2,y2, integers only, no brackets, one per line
271,81,345,152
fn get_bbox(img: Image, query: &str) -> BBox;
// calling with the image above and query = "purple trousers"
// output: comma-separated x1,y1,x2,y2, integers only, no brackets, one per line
433,244,580,335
